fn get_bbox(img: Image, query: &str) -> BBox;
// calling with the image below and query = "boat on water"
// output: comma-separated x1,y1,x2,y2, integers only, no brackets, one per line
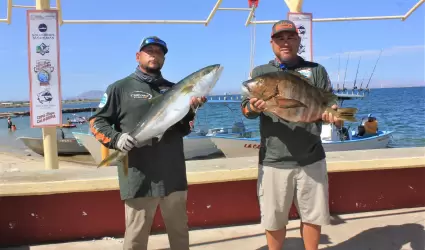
72,131,222,164
18,136,89,156
210,126,394,158
205,91,394,158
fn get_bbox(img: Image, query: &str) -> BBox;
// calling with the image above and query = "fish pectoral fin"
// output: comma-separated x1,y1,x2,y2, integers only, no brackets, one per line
148,95,164,104
275,97,307,108
156,133,164,142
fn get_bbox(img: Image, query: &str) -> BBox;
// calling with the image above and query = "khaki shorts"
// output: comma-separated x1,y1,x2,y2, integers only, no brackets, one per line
257,159,330,231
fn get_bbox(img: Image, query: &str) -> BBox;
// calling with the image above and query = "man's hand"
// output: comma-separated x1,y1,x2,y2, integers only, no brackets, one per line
249,98,266,112
190,96,207,110
322,104,342,126
116,133,137,153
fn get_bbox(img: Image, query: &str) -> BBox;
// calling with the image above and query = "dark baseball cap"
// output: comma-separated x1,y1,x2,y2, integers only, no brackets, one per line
139,36,168,55
271,20,298,37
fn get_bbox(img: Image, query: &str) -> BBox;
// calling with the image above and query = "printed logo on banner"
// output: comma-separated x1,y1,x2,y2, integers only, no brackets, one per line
37,89,53,104
34,59,54,86
36,43,50,56
38,23,47,32
298,44,306,54
297,25,306,36
32,23,55,40
36,111,56,124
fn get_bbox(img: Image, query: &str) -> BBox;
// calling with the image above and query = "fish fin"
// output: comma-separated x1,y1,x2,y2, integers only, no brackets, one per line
326,107,358,122
122,154,129,176
181,83,195,94
156,133,164,142
148,95,164,104
323,91,338,105
275,97,307,108
336,107,358,115
97,150,127,168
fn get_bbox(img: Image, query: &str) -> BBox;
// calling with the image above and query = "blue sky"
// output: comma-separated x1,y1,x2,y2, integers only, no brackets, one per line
0,0,424,101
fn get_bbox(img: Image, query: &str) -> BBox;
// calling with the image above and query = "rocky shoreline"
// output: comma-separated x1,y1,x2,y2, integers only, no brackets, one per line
0,107,97,119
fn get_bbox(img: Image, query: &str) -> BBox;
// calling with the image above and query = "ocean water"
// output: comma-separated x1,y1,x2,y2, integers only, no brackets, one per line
1,87,424,155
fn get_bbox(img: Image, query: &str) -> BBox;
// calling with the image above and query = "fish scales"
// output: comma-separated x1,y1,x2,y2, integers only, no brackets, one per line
242,70,358,123
97,64,224,173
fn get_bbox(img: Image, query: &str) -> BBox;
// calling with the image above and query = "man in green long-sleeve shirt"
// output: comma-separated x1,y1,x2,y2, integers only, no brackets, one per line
241,20,341,250
89,36,206,250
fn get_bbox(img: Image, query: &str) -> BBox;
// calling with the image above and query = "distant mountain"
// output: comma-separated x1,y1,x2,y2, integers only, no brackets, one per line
73,90,104,100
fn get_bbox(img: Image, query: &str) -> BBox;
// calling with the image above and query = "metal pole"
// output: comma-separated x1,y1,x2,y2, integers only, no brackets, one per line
402,0,425,21
205,0,223,26
35,0,59,170
6,0,12,24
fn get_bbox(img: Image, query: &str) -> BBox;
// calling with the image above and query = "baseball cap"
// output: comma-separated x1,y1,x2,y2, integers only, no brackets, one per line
139,36,168,55
271,20,298,37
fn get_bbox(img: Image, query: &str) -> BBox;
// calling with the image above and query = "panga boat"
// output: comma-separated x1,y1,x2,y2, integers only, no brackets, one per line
18,136,89,156
205,92,394,158
209,125,394,158
72,131,222,164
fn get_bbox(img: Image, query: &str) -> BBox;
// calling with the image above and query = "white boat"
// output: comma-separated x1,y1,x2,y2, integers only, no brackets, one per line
72,131,221,165
19,136,89,156
209,126,394,158
206,91,394,158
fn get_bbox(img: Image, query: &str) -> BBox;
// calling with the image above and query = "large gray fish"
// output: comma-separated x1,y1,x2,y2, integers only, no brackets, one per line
98,64,224,174
241,70,358,123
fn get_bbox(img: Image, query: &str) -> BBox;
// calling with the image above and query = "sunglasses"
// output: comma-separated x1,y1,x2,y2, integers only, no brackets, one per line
140,38,167,51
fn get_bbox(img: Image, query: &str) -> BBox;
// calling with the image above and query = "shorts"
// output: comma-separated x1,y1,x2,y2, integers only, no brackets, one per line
257,159,330,231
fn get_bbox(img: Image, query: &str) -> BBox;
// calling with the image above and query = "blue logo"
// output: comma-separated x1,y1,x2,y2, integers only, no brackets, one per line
37,70,50,84
98,93,108,108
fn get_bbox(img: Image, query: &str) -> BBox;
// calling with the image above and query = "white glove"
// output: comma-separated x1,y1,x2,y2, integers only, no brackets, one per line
116,133,137,153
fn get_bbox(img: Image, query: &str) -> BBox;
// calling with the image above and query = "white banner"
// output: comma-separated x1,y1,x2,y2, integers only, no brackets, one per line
27,10,62,128
287,12,313,62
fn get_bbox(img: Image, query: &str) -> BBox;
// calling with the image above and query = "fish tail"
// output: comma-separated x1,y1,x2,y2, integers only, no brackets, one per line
97,150,127,168
122,154,129,176
326,107,358,122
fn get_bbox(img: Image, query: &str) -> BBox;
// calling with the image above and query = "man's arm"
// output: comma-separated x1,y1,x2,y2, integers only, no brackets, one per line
240,68,261,119
241,97,261,119
88,85,122,149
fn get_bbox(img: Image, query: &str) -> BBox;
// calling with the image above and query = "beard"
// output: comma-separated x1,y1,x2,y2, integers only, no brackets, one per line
140,62,162,75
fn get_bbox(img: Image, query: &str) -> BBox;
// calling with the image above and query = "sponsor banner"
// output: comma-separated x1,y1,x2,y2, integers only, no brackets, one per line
287,12,313,62
27,10,62,127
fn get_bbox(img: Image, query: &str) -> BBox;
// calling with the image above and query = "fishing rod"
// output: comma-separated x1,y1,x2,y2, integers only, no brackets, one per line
336,54,341,93
352,56,361,92
358,71,368,93
365,49,383,94
342,53,350,93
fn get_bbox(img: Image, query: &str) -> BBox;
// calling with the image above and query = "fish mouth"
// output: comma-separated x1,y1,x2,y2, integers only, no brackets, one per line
241,80,252,96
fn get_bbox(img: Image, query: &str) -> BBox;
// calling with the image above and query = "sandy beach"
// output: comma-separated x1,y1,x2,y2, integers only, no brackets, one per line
0,150,96,173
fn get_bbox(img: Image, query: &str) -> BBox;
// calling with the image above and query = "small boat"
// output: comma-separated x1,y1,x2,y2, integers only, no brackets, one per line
206,91,394,158
209,126,394,158
18,136,89,156
72,131,222,164
59,124,77,128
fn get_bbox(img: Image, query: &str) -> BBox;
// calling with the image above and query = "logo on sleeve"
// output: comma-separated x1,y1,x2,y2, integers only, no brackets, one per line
98,93,108,108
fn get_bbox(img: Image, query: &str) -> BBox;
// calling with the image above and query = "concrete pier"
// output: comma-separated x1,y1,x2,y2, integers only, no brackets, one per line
0,147,424,247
